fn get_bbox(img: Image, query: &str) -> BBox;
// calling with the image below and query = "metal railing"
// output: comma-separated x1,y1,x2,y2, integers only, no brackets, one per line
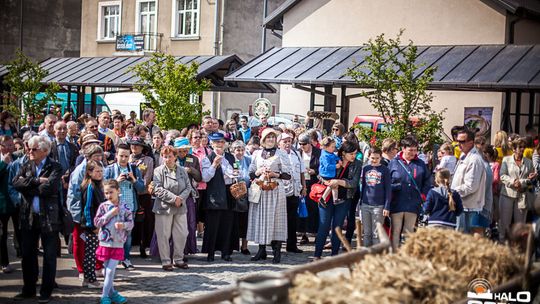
115,32,163,52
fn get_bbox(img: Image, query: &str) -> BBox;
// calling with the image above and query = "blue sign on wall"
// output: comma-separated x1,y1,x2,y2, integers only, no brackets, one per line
116,34,144,51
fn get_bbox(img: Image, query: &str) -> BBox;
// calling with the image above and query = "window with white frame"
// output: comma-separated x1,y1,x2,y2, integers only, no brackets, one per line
98,1,121,40
174,0,199,37
137,0,158,50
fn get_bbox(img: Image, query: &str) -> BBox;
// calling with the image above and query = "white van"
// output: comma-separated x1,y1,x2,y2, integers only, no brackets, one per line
103,92,147,119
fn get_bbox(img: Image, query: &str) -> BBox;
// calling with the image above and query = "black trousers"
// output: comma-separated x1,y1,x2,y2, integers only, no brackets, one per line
21,216,59,297
0,211,20,266
202,209,234,257
345,192,361,244
286,196,300,250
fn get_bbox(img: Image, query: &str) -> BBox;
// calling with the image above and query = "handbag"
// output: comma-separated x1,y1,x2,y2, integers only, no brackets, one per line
248,182,262,204
230,181,248,200
233,195,249,212
297,196,308,218
309,183,328,203
309,163,349,206
59,203,74,237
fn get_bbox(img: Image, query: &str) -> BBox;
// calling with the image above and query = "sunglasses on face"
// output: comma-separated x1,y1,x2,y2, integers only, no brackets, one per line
29,147,40,152
298,142,308,145
192,136,201,139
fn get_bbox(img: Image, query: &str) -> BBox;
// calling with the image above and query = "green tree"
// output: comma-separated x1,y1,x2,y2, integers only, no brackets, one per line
347,30,445,146
131,52,210,130
2,50,60,121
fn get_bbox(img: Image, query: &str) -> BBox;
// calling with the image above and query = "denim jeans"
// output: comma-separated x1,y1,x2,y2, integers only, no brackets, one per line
360,204,384,247
314,198,351,258
457,211,477,234
123,232,132,261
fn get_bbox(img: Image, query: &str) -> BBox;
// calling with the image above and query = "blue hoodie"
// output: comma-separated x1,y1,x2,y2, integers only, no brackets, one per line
424,186,464,227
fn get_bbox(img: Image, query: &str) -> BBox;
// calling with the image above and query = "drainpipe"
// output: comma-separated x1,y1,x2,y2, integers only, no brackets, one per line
505,14,520,44
211,0,221,117
19,0,23,52
259,0,268,98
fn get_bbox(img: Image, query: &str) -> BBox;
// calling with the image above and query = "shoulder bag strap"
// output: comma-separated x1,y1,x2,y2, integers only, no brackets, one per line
397,159,421,195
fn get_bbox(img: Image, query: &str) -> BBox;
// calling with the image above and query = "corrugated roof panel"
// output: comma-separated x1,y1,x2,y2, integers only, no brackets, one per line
226,48,281,78
471,45,532,83
426,46,475,80
95,57,148,85
60,57,110,83
239,48,301,79
65,57,116,83
293,47,355,81
196,56,228,75
257,47,320,79
78,57,129,84
441,45,505,82
282,47,341,80
300,47,359,80
42,57,91,83
84,57,140,84
225,45,540,91
317,48,369,81
497,45,540,86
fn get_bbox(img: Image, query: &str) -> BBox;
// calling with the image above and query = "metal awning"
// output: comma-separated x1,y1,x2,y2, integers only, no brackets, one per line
32,55,275,93
224,44,540,91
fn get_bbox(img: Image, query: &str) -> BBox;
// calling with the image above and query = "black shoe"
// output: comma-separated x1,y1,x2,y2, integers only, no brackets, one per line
140,247,148,259
299,235,309,245
38,295,51,303
221,255,232,262
13,292,35,301
272,241,282,264
241,248,251,255
207,254,215,262
250,245,267,261
183,257,188,263
286,247,304,253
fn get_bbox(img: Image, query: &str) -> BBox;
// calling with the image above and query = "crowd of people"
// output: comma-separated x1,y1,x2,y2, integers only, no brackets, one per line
0,107,537,303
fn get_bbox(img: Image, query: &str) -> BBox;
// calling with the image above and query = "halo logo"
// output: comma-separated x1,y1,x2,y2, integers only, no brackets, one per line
467,278,531,304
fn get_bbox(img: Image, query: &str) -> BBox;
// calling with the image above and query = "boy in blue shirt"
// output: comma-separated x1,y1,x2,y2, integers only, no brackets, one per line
360,147,391,246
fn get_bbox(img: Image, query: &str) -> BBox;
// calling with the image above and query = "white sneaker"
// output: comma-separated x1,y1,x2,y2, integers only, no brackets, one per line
122,259,135,270
2,265,14,273
82,279,102,289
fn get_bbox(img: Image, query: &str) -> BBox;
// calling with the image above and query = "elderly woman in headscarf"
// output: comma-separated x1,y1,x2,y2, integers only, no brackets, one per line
173,137,201,256
229,140,252,254
248,128,292,264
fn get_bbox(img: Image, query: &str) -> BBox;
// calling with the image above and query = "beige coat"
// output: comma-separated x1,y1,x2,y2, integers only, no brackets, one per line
152,163,195,215
500,155,534,207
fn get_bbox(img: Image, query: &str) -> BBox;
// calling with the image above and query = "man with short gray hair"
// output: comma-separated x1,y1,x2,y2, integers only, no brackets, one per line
39,114,58,141
12,135,63,303
142,108,160,141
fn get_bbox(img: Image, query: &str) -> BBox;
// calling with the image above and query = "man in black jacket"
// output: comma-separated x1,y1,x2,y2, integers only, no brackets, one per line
13,135,63,303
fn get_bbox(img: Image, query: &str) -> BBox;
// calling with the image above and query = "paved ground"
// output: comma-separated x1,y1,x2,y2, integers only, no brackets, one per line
0,232,321,304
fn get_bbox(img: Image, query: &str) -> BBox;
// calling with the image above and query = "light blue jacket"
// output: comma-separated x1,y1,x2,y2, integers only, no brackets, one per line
104,163,145,211
66,159,87,223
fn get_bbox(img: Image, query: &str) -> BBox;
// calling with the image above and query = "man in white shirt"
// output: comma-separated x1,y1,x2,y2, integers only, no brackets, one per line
451,129,486,233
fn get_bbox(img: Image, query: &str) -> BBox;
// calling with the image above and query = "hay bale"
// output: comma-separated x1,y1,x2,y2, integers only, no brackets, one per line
401,228,524,285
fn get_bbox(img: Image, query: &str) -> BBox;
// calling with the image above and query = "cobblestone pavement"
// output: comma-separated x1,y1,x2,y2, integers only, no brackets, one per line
0,233,319,304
